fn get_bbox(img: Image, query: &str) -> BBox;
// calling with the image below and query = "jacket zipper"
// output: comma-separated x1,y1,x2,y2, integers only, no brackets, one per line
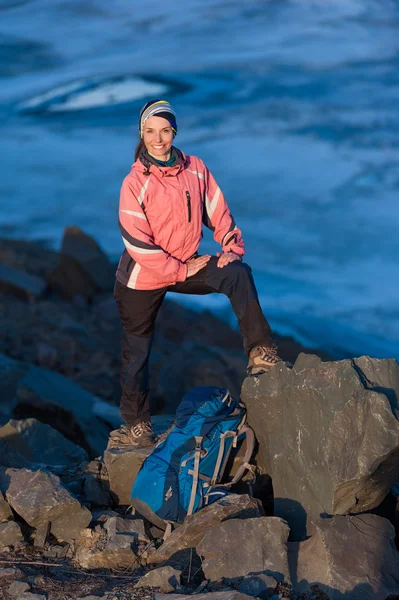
186,191,192,223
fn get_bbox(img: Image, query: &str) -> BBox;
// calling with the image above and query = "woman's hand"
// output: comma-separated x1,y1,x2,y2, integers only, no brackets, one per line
186,255,211,278
216,251,242,268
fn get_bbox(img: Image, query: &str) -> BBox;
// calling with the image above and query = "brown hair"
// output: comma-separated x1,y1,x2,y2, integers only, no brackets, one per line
134,138,145,162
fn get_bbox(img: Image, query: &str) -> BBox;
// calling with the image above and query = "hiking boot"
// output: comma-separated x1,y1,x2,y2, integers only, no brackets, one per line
247,345,282,376
130,421,154,448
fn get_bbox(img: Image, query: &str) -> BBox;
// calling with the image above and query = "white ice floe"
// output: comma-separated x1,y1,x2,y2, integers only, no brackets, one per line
18,76,168,112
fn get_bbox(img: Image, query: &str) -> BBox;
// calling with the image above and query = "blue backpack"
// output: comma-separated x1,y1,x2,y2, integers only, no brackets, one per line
131,386,255,532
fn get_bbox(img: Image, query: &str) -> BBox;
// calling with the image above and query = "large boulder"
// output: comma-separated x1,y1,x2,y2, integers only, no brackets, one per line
0,467,91,543
48,226,115,299
149,494,264,566
0,418,88,469
0,354,111,457
242,353,399,540
294,514,399,599
197,516,290,585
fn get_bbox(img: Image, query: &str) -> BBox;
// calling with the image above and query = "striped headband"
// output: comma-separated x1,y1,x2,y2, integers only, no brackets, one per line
139,99,177,139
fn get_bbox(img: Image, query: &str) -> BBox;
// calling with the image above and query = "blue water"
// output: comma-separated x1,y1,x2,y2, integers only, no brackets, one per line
1,0,399,360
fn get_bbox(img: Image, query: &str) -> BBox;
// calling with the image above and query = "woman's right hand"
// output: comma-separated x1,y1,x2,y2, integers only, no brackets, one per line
186,255,211,278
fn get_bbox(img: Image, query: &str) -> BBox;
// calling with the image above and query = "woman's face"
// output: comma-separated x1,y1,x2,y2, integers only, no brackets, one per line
142,116,174,161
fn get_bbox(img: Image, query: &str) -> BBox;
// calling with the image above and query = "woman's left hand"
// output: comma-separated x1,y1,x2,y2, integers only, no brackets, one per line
216,251,242,268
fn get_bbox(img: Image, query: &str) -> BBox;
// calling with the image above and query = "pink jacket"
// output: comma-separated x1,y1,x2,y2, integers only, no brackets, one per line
116,149,245,290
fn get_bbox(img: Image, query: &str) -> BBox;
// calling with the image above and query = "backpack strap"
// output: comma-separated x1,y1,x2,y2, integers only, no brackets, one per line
187,436,203,516
229,425,256,485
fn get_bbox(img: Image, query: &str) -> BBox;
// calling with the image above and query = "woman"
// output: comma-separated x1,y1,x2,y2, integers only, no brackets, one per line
114,99,281,448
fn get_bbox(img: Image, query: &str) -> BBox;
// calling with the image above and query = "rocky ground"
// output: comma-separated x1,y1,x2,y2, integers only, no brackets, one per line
1,228,399,600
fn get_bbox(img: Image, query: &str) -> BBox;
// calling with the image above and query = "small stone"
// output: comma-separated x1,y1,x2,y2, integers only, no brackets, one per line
33,521,50,548
136,566,182,592
154,593,255,600
0,520,24,550
238,573,278,599
8,580,31,596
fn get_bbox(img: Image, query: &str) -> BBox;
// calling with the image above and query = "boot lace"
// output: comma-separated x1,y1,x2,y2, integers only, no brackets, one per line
131,421,153,438
258,346,280,363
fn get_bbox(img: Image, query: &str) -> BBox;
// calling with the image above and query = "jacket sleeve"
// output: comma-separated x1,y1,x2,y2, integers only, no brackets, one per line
202,162,245,257
119,177,187,282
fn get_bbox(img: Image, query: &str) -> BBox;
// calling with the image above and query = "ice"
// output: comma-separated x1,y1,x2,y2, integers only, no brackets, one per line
1,0,399,359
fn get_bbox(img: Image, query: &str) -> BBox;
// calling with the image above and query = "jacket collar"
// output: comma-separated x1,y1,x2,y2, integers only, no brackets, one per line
135,146,186,177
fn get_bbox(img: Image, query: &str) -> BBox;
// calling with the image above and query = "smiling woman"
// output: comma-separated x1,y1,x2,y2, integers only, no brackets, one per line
114,99,282,447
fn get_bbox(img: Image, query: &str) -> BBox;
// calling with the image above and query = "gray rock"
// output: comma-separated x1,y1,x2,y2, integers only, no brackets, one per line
103,445,153,505
0,262,46,299
8,580,31,596
0,566,24,578
83,460,111,507
294,514,399,599
0,418,88,469
149,494,264,566
0,520,24,550
48,226,114,299
33,521,50,548
136,566,182,592
0,467,91,543
238,573,278,599
242,353,399,540
104,516,149,550
0,354,111,457
197,517,290,584
154,593,254,600
74,516,143,570
0,490,13,521
20,594,47,600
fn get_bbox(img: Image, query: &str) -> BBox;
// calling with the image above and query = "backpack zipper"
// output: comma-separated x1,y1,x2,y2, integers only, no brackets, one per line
186,191,192,223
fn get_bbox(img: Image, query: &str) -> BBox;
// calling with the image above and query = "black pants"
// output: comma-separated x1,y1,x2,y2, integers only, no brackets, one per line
114,257,276,427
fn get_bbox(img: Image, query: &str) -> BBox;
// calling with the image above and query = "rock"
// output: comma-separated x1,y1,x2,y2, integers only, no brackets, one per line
8,580,31,596
48,226,114,299
294,514,399,599
103,445,152,505
0,520,24,550
91,509,120,524
149,494,264,566
104,515,149,549
74,516,146,570
103,418,176,506
237,573,278,599
83,460,112,507
0,262,46,299
242,354,399,540
136,566,181,592
0,354,111,457
20,594,47,600
33,521,50,548
0,566,24,578
0,237,59,280
0,490,13,521
154,593,255,600
197,517,290,584
0,467,91,543
0,418,88,469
